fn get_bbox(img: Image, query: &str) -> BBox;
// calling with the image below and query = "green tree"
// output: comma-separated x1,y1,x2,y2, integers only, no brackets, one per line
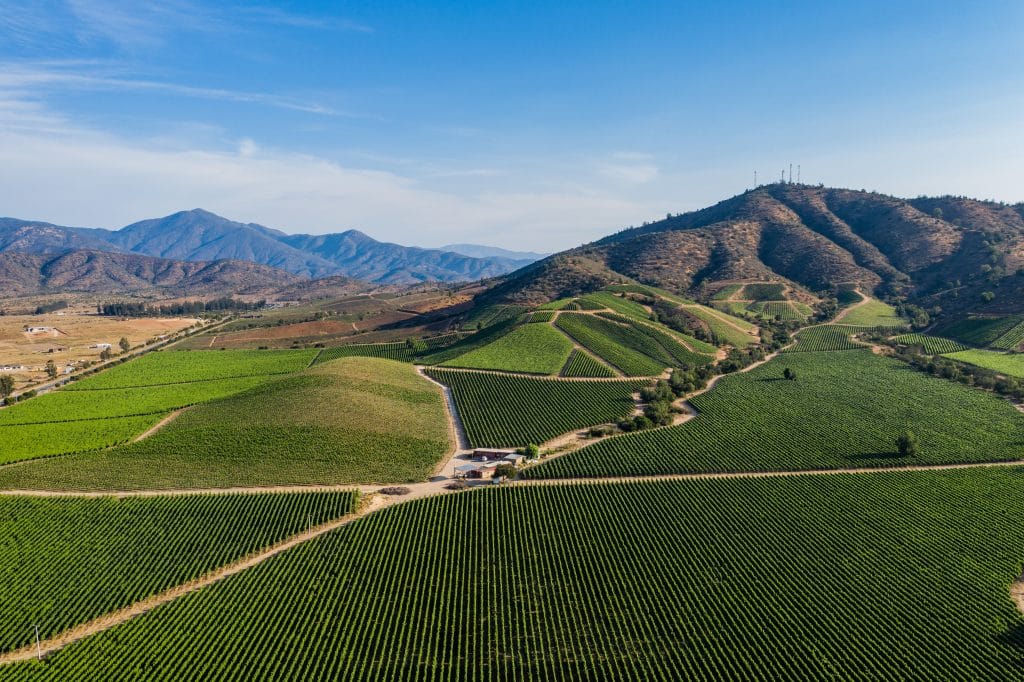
783,367,796,381
100,348,113,361
493,463,517,479
119,337,131,353
524,443,540,459
45,360,58,379
0,374,13,399
897,431,919,457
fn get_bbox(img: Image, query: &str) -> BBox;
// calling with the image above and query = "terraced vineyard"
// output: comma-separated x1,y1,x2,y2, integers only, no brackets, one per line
711,283,743,300
440,323,572,375
679,306,757,347
596,313,716,367
554,313,667,376
785,325,859,352
560,349,617,378
425,369,644,447
12,471,1024,680
0,491,356,654
524,350,1024,478
0,358,450,490
943,349,1024,378
891,333,969,355
577,292,652,320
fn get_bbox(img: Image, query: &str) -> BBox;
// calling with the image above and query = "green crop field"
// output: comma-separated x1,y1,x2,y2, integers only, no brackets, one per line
419,318,518,365
0,358,451,490
839,299,907,328
943,349,1024,378
459,305,528,331
0,415,166,464
559,349,617,378
577,292,653,320
713,301,750,317
440,323,573,375
596,313,716,367
891,333,968,355
0,376,269,425
0,491,356,654
554,313,667,376
785,325,859,352
935,316,1023,348
680,306,757,347
425,369,643,447
711,283,743,300
12,471,1024,680
0,350,322,464
527,310,556,323
524,350,1024,478
747,301,808,321
535,297,574,310
740,282,786,300
313,342,414,363
65,350,317,389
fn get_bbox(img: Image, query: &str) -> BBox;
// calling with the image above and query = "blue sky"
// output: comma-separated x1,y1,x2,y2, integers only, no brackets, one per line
0,1,1022,251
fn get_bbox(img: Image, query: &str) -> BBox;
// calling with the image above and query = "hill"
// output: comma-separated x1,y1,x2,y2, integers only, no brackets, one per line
484,185,1024,316
0,209,536,284
0,250,300,295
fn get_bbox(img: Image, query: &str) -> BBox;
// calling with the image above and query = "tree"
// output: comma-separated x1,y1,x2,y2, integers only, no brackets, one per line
99,348,113,361
0,374,13,399
119,337,131,353
524,443,540,459
45,360,58,379
981,291,995,303
896,431,919,457
493,463,517,479
783,367,797,381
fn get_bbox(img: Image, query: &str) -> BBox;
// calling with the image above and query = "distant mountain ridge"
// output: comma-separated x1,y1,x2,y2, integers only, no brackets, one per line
441,244,549,261
0,250,301,296
484,185,1024,316
0,209,541,284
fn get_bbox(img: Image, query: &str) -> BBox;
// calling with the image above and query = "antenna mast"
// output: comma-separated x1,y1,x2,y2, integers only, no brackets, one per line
797,165,801,184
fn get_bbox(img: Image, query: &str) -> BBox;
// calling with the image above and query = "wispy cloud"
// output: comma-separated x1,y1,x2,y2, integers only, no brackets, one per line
598,152,659,184
0,62,352,116
238,6,373,33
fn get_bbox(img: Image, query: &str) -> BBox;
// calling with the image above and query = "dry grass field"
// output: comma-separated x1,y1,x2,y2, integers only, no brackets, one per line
0,304,197,387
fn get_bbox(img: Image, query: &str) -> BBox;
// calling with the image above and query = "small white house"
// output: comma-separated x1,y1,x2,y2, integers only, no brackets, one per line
90,343,112,350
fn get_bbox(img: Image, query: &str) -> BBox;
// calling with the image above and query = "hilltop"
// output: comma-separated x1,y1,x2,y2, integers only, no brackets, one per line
484,185,1024,316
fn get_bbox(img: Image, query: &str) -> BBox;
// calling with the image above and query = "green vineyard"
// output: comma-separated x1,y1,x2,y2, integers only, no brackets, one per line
9,471,1024,679
0,358,451,490
890,333,968,355
786,325,859,352
523,350,1024,478
440,323,573,375
426,369,644,447
65,350,318,389
313,342,414,363
943,349,1024,379
935,316,1024,348
555,313,667,376
560,349,617,378
0,491,356,653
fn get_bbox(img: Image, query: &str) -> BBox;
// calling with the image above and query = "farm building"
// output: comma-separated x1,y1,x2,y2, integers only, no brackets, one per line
454,462,501,480
474,448,515,462
503,453,527,467
90,343,112,350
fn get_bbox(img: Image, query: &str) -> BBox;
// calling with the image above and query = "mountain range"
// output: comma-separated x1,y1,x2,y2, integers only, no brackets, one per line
484,185,1024,315
0,210,540,284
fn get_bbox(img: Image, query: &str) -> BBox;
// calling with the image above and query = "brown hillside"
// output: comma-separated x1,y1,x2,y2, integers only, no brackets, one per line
484,186,1024,315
